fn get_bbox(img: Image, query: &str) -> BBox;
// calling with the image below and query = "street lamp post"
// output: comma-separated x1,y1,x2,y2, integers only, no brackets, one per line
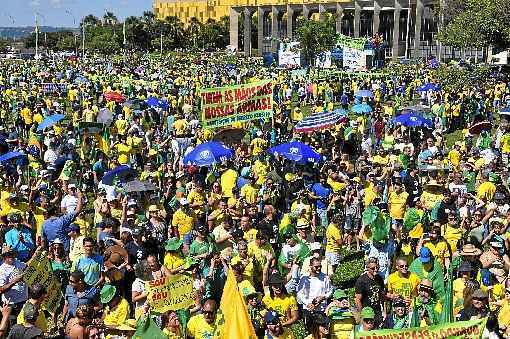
66,10,78,55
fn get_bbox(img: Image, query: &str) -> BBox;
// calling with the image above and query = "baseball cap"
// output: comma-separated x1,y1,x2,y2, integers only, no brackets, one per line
179,198,189,206
360,307,375,319
333,289,348,300
419,247,432,263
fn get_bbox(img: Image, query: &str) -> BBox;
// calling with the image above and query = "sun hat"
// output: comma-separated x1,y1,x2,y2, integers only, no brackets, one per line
100,284,117,304
489,217,505,226
148,204,159,213
393,298,407,308
329,308,353,320
333,289,348,300
360,307,375,319
419,247,432,263
309,242,322,251
490,241,504,249
296,219,309,229
460,243,482,256
165,237,183,251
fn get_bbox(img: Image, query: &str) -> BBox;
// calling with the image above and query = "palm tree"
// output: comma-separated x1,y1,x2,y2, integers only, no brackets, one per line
164,16,185,48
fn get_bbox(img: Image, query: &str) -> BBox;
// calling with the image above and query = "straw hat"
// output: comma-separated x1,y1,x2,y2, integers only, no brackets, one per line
460,244,482,256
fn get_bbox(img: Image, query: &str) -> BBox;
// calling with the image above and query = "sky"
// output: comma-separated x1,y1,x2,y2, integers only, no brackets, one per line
1,0,153,27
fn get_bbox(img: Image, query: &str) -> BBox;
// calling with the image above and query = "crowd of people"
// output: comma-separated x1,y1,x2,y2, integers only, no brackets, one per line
0,52,508,339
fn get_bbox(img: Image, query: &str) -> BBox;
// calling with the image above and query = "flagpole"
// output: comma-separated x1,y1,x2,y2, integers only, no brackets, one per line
123,21,127,61
35,14,39,59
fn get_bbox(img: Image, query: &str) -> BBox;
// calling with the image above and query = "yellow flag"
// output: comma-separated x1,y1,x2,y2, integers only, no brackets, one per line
219,269,258,339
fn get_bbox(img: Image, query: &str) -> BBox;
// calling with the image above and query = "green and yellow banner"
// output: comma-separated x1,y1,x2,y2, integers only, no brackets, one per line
145,273,195,313
355,318,487,339
199,79,273,129
336,34,368,51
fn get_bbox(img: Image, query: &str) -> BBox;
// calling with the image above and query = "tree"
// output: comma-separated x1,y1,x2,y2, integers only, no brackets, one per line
438,0,510,51
103,11,119,26
296,16,337,66
82,14,100,27
0,39,9,53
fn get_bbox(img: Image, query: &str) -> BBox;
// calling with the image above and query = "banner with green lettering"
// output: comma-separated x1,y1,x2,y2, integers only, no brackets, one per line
355,318,487,339
336,34,368,51
199,79,273,129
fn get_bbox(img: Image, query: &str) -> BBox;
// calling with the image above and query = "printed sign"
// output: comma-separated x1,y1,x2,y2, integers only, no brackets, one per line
343,47,366,70
145,274,195,313
199,79,273,129
355,318,487,339
22,250,62,314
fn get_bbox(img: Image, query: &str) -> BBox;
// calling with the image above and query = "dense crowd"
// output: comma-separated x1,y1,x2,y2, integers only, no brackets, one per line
0,53,508,339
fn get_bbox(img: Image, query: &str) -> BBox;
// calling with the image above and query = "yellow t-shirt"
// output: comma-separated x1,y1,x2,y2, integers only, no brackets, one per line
477,181,496,201
389,190,409,220
250,137,267,156
325,223,342,253
172,209,196,238
387,271,420,300
17,302,48,332
498,299,510,331
186,314,220,339
240,184,258,205
420,191,444,210
501,134,510,154
443,225,463,253
172,119,188,136
261,293,298,323
448,150,461,168
220,169,238,198
187,190,206,215
103,298,130,327
424,241,450,268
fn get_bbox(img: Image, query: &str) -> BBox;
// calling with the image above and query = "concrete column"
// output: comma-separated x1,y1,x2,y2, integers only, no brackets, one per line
229,8,239,52
373,1,381,34
392,2,401,60
257,7,264,55
244,8,251,56
287,5,294,39
319,4,326,22
336,4,343,34
354,1,361,37
303,4,310,20
414,0,424,58
271,6,279,52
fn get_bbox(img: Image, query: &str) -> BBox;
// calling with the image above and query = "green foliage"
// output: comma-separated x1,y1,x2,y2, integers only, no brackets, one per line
296,16,337,65
438,0,510,49
430,64,492,93
24,12,229,54
331,249,365,288
0,39,9,53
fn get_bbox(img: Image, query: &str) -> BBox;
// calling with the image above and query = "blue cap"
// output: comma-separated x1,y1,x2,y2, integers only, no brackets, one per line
67,224,80,233
419,247,432,263
264,310,280,324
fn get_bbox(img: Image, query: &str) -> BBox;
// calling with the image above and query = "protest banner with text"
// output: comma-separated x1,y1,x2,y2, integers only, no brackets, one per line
22,249,62,314
355,318,487,339
145,273,195,313
199,79,273,129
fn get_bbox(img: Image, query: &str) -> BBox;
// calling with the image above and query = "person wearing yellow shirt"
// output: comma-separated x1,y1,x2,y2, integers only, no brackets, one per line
477,176,497,202
448,143,462,170
419,181,444,210
264,310,295,339
388,182,409,223
443,212,463,253
16,283,48,333
163,238,185,273
187,183,207,217
497,287,510,337
251,134,268,156
172,117,188,136
220,167,238,198
452,261,479,315
171,199,197,239
387,257,420,303
325,216,343,267
240,178,259,205
187,300,222,339
100,285,130,327
500,129,510,165
418,226,451,269
262,274,299,327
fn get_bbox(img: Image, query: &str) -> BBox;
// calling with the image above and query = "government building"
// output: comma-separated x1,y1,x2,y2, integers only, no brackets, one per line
154,0,481,61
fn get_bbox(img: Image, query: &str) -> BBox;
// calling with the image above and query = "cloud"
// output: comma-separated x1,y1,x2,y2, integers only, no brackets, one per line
50,0,64,8
29,0,41,7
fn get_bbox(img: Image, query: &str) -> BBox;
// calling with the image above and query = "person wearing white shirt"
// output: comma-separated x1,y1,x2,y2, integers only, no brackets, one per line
0,247,28,307
296,257,333,324
61,184,79,214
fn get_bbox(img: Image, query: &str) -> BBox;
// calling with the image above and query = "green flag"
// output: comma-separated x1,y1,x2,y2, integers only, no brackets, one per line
133,316,167,339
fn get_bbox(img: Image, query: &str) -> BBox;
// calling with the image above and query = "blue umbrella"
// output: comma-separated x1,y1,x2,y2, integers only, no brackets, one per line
0,151,25,163
268,141,321,164
393,112,433,128
183,141,234,167
37,114,65,131
354,90,374,98
101,165,137,185
416,83,441,92
351,103,372,114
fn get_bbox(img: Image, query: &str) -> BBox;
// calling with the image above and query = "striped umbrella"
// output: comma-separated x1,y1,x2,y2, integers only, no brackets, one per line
294,109,347,133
